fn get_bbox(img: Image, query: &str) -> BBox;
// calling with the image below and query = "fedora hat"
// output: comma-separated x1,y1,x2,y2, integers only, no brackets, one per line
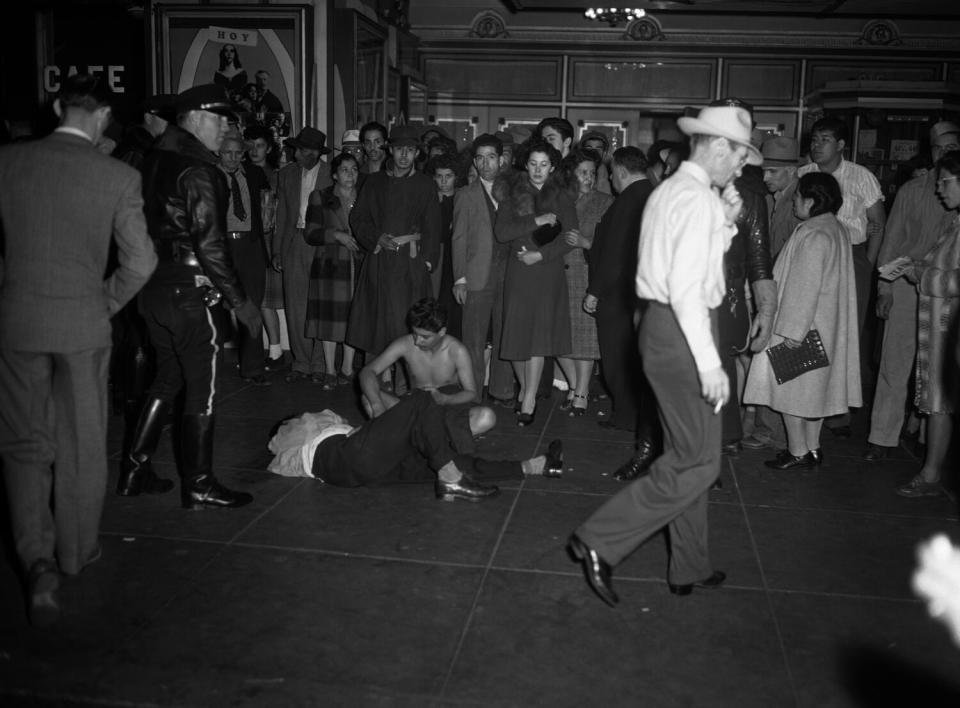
388,124,421,147
677,106,762,166
176,85,238,121
284,127,331,154
761,136,800,167
930,120,960,141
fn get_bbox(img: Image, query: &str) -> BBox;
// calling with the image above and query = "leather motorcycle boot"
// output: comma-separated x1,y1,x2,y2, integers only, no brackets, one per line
117,398,174,496
179,413,253,510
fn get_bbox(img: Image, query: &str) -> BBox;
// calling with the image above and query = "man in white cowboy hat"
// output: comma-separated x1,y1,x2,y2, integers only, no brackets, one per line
869,121,959,470
568,104,757,607
272,126,333,382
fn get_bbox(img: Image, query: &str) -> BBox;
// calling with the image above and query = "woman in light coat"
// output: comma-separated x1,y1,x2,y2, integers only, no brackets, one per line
743,172,861,469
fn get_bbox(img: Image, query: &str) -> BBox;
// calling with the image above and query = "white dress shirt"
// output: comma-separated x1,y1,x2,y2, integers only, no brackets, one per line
635,160,736,373
296,162,323,228
798,158,882,245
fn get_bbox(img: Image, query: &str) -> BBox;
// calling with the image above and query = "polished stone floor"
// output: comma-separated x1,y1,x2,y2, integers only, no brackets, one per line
1,359,959,707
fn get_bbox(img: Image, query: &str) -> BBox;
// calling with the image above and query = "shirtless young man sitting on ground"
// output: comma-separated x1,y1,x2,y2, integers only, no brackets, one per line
359,298,496,436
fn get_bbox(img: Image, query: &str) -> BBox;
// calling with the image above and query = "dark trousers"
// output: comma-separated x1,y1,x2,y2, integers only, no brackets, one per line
0,346,110,575
597,302,641,430
314,391,522,487
717,281,750,444
577,303,721,585
226,234,266,378
139,284,219,415
461,261,513,401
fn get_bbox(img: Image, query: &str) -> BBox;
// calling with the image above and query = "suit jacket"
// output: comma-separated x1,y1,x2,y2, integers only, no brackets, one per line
0,130,157,352
238,162,269,253
587,177,653,312
273,161,332,261
451,179,497,291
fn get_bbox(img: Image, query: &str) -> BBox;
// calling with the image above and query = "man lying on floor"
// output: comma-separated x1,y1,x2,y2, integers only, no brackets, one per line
267,390,562,502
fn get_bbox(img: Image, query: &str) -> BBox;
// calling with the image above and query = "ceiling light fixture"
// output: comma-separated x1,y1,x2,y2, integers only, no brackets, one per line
584,7,646,26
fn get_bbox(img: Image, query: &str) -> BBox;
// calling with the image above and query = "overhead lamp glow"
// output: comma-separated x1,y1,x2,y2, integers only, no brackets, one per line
584,7,646,26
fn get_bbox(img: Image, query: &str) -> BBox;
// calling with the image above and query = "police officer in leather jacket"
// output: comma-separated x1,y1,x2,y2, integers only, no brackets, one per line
118,84,262,509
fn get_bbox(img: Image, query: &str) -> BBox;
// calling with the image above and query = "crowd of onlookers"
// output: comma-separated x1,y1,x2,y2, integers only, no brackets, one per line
95,102,960,499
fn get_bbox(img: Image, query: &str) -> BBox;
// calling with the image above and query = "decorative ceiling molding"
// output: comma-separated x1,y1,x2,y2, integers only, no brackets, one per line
623,16,665,42
414,21,960,52
469,10,509,39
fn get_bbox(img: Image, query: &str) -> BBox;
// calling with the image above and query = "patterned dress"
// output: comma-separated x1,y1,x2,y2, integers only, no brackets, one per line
304,186,360,342
565,189,614,359
915,214,960,415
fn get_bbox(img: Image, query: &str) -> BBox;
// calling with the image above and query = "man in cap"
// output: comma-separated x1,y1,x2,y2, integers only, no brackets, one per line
579,129,613,194
0,74,157,625
451,133,515,405
347,124,442,374
569,104,755,606
339,128,365,164
741,136,802,452
868,122,959,469
113,93,176,170
119,84,261,510
759,136,802,260
272,126,333,381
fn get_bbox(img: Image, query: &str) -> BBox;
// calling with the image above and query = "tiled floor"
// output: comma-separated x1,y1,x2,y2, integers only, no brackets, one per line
2,359,959,707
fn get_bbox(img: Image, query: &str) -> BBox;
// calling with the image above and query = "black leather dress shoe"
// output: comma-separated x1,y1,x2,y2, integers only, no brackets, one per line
568,534,618,607
182,477,254,509
668,570,726,596
763,451,818,470
862,444,890,463
435,475,500,502
613,441,657,481
27,558,61,627
721,440,742,457
545,439,563,477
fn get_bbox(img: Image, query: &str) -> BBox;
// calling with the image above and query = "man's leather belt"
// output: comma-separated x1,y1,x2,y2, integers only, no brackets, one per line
156,240,200,267
227,231,251,239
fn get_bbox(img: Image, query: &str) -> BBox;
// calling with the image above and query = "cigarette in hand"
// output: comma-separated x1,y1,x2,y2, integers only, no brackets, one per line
713,399,723,415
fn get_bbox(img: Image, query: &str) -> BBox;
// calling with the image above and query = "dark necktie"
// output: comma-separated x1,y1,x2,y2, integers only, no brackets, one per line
230,171,247,221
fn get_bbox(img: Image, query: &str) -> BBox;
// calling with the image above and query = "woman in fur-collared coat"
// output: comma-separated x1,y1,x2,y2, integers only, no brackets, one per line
494,140,579,425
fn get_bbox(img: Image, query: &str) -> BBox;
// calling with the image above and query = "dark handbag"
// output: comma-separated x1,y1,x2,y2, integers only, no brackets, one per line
532,220,562,247
766,329,830,385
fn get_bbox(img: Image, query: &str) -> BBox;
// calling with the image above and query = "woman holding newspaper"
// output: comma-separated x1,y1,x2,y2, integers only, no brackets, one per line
894,150,960,498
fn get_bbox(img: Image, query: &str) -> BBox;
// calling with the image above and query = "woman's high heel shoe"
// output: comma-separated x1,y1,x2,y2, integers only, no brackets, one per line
569,394,588,417
517,405,537,427
559,391,575,411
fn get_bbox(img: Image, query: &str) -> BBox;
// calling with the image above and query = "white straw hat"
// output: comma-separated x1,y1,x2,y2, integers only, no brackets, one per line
677,106,762,166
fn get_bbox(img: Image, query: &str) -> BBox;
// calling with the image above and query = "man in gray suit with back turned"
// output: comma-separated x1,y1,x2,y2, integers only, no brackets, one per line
0,74,157,626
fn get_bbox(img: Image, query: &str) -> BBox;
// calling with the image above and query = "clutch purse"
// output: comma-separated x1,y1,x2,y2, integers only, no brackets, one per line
532,220,562,247
766,329,830,385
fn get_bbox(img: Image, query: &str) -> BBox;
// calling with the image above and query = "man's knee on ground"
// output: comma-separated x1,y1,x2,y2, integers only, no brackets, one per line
470,406,496,436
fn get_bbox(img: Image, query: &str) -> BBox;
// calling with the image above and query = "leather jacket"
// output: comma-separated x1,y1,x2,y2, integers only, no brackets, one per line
141,125,247,308
724,164,773,284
